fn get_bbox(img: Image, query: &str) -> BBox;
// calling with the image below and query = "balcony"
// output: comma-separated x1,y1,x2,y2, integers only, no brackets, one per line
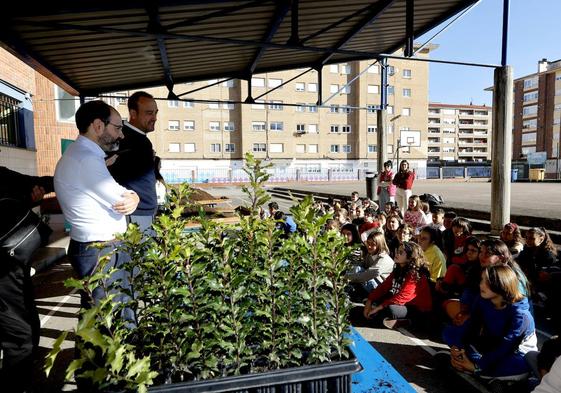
428,138,440,144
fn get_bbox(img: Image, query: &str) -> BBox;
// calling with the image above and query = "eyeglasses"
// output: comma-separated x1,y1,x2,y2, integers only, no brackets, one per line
106,121,123,131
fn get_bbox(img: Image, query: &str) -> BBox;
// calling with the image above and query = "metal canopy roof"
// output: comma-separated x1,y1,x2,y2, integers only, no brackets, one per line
0,0,477,96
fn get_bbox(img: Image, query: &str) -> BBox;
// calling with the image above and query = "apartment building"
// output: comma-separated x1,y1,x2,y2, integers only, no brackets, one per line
113,46,434,178
512,58,561,178
427,103,492,163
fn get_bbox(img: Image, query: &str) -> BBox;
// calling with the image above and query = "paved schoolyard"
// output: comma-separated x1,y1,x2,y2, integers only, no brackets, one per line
260,179,561,219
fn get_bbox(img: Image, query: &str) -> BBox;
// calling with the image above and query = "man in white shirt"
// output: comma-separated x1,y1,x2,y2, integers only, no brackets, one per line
54,100,139,309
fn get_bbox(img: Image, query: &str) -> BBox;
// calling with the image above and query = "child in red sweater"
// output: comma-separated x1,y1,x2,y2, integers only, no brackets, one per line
448,217,472,266
363,241,432,329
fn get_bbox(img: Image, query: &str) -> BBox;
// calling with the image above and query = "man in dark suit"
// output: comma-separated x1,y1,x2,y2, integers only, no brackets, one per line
109,91,158,232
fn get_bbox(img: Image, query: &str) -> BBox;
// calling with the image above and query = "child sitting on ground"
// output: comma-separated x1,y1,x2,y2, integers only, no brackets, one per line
403,195,429,235
418,226,447,283
363,241,432,329
388,223,413,259
500,222,524,257
346,231,394,301
384,215,401,247
359,207,380,239
441,211,457,260
448,217,472,266
428,208,446,232
442,265,538,383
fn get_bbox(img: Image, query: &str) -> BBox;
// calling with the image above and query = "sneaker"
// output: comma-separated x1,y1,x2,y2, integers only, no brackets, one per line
382,317,411,329
432,350,451,371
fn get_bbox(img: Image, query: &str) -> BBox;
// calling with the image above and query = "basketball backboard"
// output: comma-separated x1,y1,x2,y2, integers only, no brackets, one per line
400,130,421,147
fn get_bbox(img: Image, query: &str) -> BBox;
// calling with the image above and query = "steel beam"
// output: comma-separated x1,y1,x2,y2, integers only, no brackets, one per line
247,1,291,74
177,77,235,98
380,58,388,109
146,3,175,96
501,0,510,66
166,0,268,30
404,0,414,57
318,0,395,65
287,0,299,45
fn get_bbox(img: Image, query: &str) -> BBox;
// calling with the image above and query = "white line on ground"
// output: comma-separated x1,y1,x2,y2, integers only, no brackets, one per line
40,289,78,327
536,328,552,339
398,327,492,393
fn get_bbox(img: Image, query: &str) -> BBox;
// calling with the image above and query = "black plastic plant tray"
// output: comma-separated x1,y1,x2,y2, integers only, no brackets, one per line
148,354,362,393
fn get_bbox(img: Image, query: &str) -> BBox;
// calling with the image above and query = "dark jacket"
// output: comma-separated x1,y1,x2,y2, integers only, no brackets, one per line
0,166,53,207
109,124,157,216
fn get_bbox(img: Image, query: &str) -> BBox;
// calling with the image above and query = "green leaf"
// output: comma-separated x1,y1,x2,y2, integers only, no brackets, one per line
77,328,106,349
44,331,68,376
65,358,86,381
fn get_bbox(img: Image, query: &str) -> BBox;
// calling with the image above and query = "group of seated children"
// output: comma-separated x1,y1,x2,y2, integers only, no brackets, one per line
326,191,560,391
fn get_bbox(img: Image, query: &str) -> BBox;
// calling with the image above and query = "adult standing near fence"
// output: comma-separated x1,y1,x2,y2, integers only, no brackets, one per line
392,160,415,215
109,91,158,232
377,160,396,210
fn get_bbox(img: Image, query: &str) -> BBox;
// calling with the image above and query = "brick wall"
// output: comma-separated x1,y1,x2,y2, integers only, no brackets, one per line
33,74,78,176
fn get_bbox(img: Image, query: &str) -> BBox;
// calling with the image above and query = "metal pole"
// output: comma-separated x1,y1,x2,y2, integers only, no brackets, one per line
490,66,513,234
501,0,510,66
377,109,388,175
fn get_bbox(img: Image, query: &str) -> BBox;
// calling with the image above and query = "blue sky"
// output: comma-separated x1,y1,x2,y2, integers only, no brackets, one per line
420,0,561,106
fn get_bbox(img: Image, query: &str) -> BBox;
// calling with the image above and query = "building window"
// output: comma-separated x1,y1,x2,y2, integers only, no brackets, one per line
342,144,351,153
367,125,377,133
296,144,306,153
308,104,318,113
55,86,79,123
308,124,318,133
341,85,351,94
224,122,235,132
184,120,195,131
341,125,351,133
269,143,284,153
523,119,537,129
523,105,538,116
222,80,234,88
208,102,220,109
270,121,284,131
330,84,339,94
368,85,379,94
368,145,377,153
388,144,394,154
168,120,180,131
296,124,306,133
330,64,338,73
330,144,339,153
295,82,305,92
0,93,25,147
523,77,538,89
330,125,339,133
402,107,411,116
521,146,536,155
184,143,196,153
387,105,394,115
252,121,266,131
296,103,306,112
252,100,265,110
443,137,455,144
522,132,537,143
168,100,179,108
168,143,180,152
403,88,411,97
402,69,412,78
269,101,283,110
252,78,265,87
268,78,282,88
225,143,235,153
387,65,395,76
210,143,221,153
341,64,351,74
523,92,539,102
367,105,377,113
341,105,352,114
387,85,394,95
223,103,234,110
308,144,318,153
307,83,317,92
184,101,194,108
209,121,220,131
253,143,267,152
367,65,379,74
330,105,339,113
